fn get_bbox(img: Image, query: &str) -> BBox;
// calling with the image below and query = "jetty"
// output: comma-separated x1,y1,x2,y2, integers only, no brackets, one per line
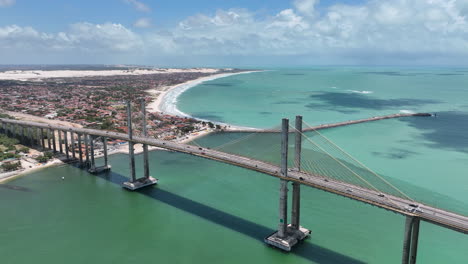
225,113,432,133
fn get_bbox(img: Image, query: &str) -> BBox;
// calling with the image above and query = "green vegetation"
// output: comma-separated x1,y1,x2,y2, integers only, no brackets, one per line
0,113,15,119
0,134,19,147
18,147,30,153
1,161,21,172
35,151,54,163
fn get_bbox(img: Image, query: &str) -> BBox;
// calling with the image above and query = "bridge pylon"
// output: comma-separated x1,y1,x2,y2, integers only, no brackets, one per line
122,100,157,190
265,117,311,251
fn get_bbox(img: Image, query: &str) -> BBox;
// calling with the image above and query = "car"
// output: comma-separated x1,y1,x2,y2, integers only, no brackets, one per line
405,204,423,213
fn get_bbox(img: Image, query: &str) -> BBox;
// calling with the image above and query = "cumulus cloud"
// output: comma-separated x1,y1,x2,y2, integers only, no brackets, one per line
0,23,142,53
293,0,319,17
124,0,151,13
2,0,468,65
0,0,15,7
134,17,152,28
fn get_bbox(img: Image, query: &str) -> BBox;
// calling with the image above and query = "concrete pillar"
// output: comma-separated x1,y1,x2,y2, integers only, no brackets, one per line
51,129,57,152
36,128,41,148
19,126,25,144
70,132,76,159
402,216,414,264
84,134,90,167
58,130,63,153
103,137,108,167
64,131,69,159
278,118,289,238
78,134,83,164
127,101,136,182
47,129,52,149
25,127,32,146
409,218,420,264
141,99,150,179
90,135,96,170
40,128,46,150
291,116,302,230
12,124,17,138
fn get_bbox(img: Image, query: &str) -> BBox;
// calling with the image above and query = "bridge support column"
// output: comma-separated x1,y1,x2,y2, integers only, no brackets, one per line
291,115,304,230
40,128,46,151
103,137,109,167
19,126,25,144
409,217,420,264
70,132,76,160
46,129,52,150
58,130,63,153
402,216,420,264
122,100,157,190
141,99,151,180
88,135,96,172
51,129,57,153
78,134,83,165
64,131,70,160
89,136,111,174
84,134,90,168
265,118,310,251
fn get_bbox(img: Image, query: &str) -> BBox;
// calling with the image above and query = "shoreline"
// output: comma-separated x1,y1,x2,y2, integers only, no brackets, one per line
0,158,65,183
147,70,261,132
1,70,260,183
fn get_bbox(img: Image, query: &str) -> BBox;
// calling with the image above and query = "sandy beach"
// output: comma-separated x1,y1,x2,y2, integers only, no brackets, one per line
0,68,221,81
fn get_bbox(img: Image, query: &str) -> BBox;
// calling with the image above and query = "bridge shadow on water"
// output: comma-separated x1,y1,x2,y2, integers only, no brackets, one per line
95,170,366,264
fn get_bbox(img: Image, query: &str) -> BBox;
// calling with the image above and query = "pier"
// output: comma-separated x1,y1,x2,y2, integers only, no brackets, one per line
0,111,466,264
226,113,432,133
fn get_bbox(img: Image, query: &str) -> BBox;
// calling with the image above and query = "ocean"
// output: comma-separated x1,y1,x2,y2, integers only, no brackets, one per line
1,67,467,263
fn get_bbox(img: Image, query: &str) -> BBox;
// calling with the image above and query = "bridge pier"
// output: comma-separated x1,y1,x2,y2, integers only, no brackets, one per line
70,132,76,159
58,130,63,153
88,135,111,174
78,134,83,164
64,131,70,160
51,129,57,153
402,216,420,264
265,118,310,251
40,128,46,151
46,129,52,150
122,100,157,190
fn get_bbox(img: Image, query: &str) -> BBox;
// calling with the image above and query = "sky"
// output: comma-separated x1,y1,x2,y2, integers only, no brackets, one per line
1,0,468,67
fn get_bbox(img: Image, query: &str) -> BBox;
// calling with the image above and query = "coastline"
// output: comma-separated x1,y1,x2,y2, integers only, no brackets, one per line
0,158,65,183
0,70,259,183
147,70,261,132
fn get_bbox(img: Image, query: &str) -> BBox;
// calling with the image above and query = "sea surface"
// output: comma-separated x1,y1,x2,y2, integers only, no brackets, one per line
1,67,468,263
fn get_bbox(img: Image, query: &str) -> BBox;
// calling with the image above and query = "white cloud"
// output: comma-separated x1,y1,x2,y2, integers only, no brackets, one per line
293,0,319,17
124,0,151,13
0,0,15,7
134,17,152,28
2,0,468,65
0,23,142,52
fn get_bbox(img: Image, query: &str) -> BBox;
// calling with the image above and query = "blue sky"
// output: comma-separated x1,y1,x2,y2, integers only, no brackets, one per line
1,0,468,67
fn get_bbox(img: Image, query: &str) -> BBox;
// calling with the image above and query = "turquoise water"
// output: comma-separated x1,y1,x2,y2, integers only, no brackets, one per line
1,68,468,263
179,68,468,128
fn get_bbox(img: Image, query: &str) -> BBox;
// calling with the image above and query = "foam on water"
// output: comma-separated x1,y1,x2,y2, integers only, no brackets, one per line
347,90,374,94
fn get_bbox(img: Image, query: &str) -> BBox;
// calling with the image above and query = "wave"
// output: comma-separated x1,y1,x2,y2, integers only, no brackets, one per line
159,71,259,128
347,90,373,94
399,109,416,114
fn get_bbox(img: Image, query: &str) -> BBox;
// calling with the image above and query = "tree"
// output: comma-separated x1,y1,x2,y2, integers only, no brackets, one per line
19,147,30,153
1,161,21,172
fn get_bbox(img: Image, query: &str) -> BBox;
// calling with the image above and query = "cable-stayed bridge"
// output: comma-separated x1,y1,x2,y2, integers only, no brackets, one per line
1,108,466,264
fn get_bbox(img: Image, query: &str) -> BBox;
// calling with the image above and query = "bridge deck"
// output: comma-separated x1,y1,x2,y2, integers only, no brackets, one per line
1,117,467,235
